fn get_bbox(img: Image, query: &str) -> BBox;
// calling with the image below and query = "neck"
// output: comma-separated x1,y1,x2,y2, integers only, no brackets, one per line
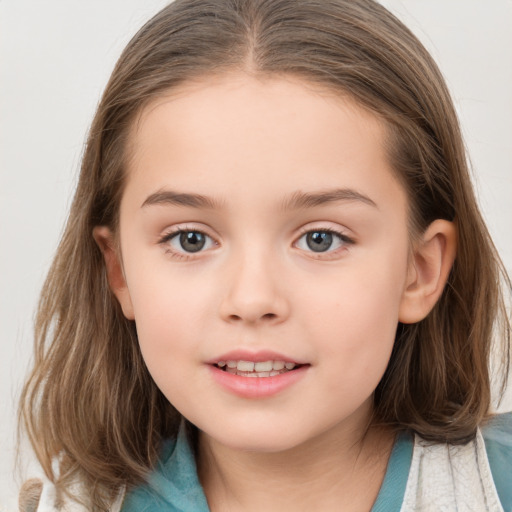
197,412,395,512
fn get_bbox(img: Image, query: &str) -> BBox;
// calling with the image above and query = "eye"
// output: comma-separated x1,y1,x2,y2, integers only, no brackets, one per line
162,230,216,254
295,229,352,253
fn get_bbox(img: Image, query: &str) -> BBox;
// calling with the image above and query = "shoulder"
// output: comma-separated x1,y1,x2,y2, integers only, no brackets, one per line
18,474,125,512
482,411,512,449
482,411,512,511
121,427,209,511
401,416,512,512
19,479,44,512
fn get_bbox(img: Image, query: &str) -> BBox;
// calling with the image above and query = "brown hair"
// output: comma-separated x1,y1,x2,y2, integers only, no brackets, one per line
19,0,511,508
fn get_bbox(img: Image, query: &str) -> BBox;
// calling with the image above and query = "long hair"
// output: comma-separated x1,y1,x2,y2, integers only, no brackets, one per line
19,0,511,508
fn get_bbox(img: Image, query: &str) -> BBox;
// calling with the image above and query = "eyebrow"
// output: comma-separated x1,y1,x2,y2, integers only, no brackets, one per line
141,187,377,211
141,190,223,209
281,188,378,211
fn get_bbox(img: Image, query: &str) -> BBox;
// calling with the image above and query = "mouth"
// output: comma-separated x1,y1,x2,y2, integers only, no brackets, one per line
213,359,305,378
208,354,309,397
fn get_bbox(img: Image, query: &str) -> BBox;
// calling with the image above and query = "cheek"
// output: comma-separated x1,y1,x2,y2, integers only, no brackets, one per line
122,258,222,384
303,288,399,413
309,288,398,363
302,248,408,369
132,289,200,351
131,290,204,405
120,261,190,358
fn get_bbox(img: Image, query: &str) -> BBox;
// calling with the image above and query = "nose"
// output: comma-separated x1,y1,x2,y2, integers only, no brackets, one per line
219,250,290,325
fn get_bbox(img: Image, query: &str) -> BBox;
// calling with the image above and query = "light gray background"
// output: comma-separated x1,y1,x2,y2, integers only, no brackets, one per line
1,1,511,509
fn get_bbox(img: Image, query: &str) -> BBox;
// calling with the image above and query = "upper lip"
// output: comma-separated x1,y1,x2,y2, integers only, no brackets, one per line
206,349,306,365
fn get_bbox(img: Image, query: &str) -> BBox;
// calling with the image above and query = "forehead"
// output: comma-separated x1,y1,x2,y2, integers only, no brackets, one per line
130,73,384,159
122,73,407,216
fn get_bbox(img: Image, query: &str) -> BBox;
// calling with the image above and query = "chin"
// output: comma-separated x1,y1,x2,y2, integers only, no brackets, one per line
219,433,304,454
198,419,319,454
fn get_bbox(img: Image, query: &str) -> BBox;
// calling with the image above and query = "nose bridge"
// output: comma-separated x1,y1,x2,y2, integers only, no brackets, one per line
219,238,289,324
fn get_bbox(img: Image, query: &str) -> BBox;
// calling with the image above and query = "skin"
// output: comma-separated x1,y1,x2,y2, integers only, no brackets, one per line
95,73,456,511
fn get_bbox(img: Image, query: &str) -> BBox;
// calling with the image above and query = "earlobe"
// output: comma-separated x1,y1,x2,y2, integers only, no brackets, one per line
92,226,135,320
399,219,457,324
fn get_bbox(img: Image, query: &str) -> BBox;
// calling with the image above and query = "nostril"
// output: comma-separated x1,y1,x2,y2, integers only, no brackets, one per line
227,312,277,322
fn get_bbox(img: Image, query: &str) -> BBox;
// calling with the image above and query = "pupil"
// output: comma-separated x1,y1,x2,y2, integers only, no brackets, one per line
180,232,205,252
306,231,332,252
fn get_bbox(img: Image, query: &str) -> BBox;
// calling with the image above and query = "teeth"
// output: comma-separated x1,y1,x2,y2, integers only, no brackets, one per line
234,370,283,378
217,361,297,377
219,359,301,377
237,361,255,372
254,361,273,372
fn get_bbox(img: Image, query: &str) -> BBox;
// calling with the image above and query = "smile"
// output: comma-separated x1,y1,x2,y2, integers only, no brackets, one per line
209,355,309,398
216,360,299,377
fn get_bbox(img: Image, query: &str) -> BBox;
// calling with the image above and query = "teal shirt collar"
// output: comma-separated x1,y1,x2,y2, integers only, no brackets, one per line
122,425,413,511
371,431,413,511
122,423,209,511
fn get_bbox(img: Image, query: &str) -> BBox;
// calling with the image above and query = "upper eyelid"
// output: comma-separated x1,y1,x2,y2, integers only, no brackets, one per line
297,226,347,235
295,228,353,244
295,223,354,240
159,224,216,241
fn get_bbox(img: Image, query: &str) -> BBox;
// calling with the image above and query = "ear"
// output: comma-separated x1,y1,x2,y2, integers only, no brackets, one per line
93,226,135,320
399,219,457,324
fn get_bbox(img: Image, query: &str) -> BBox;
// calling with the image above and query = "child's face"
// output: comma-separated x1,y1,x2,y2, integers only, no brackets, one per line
114,73,414,452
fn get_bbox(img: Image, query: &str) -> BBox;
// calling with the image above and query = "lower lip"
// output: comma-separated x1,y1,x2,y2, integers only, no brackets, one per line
208,365,309,399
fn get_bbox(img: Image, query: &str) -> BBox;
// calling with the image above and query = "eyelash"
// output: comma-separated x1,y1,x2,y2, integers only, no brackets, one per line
158,226,355,260
294,227,355,257
158,226,215,260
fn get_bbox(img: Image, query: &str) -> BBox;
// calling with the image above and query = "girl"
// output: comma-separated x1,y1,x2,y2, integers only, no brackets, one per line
18,0,512,510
